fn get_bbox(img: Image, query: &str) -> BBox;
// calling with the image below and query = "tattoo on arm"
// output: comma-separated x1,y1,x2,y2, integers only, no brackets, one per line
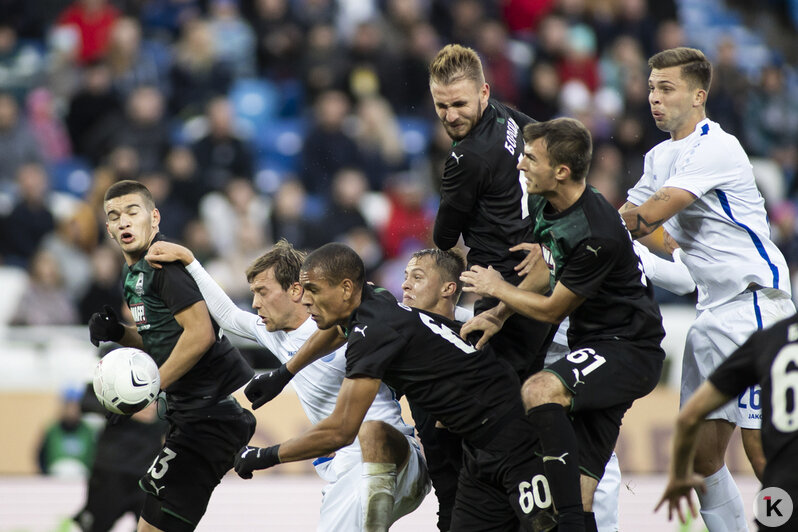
652,190,671,202
628,214,666,238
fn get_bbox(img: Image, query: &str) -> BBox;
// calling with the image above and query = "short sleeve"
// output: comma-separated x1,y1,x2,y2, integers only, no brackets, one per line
664,140,737,199
708,331,761,398
440,149,489,213
557,238,620,299
626,150,656,206
154,262,204,315
345,321,407,380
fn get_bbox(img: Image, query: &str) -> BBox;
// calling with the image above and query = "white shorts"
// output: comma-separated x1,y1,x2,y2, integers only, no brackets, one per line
681,288,795,428
314,435,430,532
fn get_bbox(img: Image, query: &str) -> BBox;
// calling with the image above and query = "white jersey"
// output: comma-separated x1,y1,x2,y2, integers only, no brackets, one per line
628,118,790,310
184,261,415,461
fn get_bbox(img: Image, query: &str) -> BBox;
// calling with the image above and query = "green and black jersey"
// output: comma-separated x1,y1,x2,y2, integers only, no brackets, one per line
122,234,253,410
528,187,665,349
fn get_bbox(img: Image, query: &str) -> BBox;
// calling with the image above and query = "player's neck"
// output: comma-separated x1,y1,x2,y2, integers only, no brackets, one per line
284,308,311,332
670,111,706,141
547,182,586,213
429,301,455,321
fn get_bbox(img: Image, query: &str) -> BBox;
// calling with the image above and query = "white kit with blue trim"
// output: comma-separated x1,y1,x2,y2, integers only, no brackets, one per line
628,118,792,309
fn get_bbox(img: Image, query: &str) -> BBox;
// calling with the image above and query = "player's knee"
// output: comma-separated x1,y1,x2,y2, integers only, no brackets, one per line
521,372,569,410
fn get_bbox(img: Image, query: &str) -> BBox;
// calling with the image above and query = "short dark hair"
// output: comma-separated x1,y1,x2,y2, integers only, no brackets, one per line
245,239,306,289
411,248,467,301
522,118,593,181
429,44,485,87
302,243,365,290
103,180,155,211
648,47,712,92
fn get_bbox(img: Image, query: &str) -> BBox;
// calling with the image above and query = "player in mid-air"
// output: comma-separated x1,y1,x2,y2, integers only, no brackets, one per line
234,243,561,531
90,180,256,532
657,312,798,531
144,239,429,531
461,118,665,532
429,43,553,382
620,47,796,531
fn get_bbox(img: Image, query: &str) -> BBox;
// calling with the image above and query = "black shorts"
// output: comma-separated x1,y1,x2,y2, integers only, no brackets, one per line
475,297,554,381
543,340,663,479
451,416,557,532
74,468,145,532
139,397,256,531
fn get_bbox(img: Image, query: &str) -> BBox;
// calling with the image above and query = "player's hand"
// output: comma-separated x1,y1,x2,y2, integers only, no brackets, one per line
460,265,505,298
234,445,281,479
88,305,124,347
510,243,542,277
245,364,294,409
654,474,706,524
460,309,507,350
145,241,194,270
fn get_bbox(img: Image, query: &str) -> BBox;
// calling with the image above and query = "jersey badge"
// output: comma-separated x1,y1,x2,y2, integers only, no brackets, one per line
450,151,464,165
134,273,144,296
540,244,555,273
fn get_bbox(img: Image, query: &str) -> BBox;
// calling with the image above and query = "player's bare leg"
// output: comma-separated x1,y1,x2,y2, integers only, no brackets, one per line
523,372,586,532
137,517,164,532
358,420,411,532
741,428,765,480
693,419,748,531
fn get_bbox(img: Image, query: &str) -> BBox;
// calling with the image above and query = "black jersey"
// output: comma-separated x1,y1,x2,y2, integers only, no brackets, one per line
710,313,798,493
528,187,665,348
344,285,523,447
122,234,253,410
435,99,535,285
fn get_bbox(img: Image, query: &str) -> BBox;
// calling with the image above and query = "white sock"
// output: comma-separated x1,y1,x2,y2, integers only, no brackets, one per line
361,462,397,532
696,465,749,532
593,452,620,532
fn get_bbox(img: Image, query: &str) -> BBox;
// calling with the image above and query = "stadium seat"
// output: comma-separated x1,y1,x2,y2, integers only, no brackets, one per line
230,79,281,137
48,158,93,198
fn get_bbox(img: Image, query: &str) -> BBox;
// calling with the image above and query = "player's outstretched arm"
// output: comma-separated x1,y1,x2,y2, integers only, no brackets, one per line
655,380,732,523
235,377,379,478
158,301,216,389
145,241,194,267
620,187,697,239
633,241,696,295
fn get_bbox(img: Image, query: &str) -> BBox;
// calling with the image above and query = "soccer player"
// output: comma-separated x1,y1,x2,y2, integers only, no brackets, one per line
234,243,560,531
429,43,552,381
620,47,796,531
144,239,429,531
89,180,256,532
461,118,665,532
657,312,798,531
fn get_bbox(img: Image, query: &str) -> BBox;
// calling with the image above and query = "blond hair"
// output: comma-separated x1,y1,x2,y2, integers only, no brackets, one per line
429,44,485,86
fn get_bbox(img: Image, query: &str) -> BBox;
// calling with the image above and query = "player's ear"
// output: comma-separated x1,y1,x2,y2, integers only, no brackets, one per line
105,221,115,241
441,281,457,298
694,88,707,107
289,282,303,302
151,208,161,228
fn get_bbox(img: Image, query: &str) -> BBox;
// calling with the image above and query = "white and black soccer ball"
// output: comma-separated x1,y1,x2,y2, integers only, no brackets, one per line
93,347,160,415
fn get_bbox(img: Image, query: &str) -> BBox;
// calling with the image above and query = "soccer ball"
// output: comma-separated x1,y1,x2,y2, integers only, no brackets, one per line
93,347,161,415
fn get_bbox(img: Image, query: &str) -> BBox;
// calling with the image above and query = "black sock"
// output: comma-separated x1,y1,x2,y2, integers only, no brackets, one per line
584,511,598,532
526,403,584,532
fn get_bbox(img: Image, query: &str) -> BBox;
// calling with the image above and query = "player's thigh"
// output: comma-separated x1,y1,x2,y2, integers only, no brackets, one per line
392,437,431,521
318,462,363,532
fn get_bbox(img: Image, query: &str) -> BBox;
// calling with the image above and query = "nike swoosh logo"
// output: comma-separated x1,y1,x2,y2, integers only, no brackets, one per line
131,372,148,387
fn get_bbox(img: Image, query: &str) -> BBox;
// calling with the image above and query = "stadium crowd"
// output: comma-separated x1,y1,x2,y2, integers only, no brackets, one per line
1,0,797,327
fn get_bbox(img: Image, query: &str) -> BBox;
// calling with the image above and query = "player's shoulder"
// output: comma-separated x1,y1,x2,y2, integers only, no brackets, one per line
684,120,745,162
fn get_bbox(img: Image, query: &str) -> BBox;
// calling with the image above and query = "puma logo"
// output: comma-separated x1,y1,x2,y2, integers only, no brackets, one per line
148,479,165,496
586,245,601,257
241,447,256,459
451,151,464,164
572,368,585,387
353,325,368,337
543,452,569,465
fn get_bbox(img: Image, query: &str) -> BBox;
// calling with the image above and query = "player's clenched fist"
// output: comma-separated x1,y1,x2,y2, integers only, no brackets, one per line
234,445,281,479
244,364,294,409
88,305,125,346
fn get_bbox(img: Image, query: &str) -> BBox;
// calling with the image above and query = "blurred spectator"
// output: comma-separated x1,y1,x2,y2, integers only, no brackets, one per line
181,218,218,264
744,62,798,190
66,61,120,160
78,243,123,324
205,217,267,305
0,162,54,268
191,96,254,194
379,173,432,259
26,87,72,163
12,248,80,326
0,0,47,40
56,0,120,64
353,96,407,190
520,61,561,122
105,17,170,100
293,0,337,29
137,0,202,39
706,37,748,139
139,170,191,240
88,85,170,172
164,144,202,216
37,388,96,478
345,19,401,105
382,0,427,51
395,21,441,115
315,167,372,245
587,143,624,208
501,0,555,36
557,23,599,92
0,23,45,102
252,0,304,79
533,13,569,64
199,177,270,256
208,0,257,78
476,19,519,106
299,89,361,196
105,145,140,181
654,18,686,53
269,179,315,250
0,91,42,190
169,19,232,119
41,211,95,299
447,0,485,48
602,0,657,57
599,35,646,98
301,23,347,101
